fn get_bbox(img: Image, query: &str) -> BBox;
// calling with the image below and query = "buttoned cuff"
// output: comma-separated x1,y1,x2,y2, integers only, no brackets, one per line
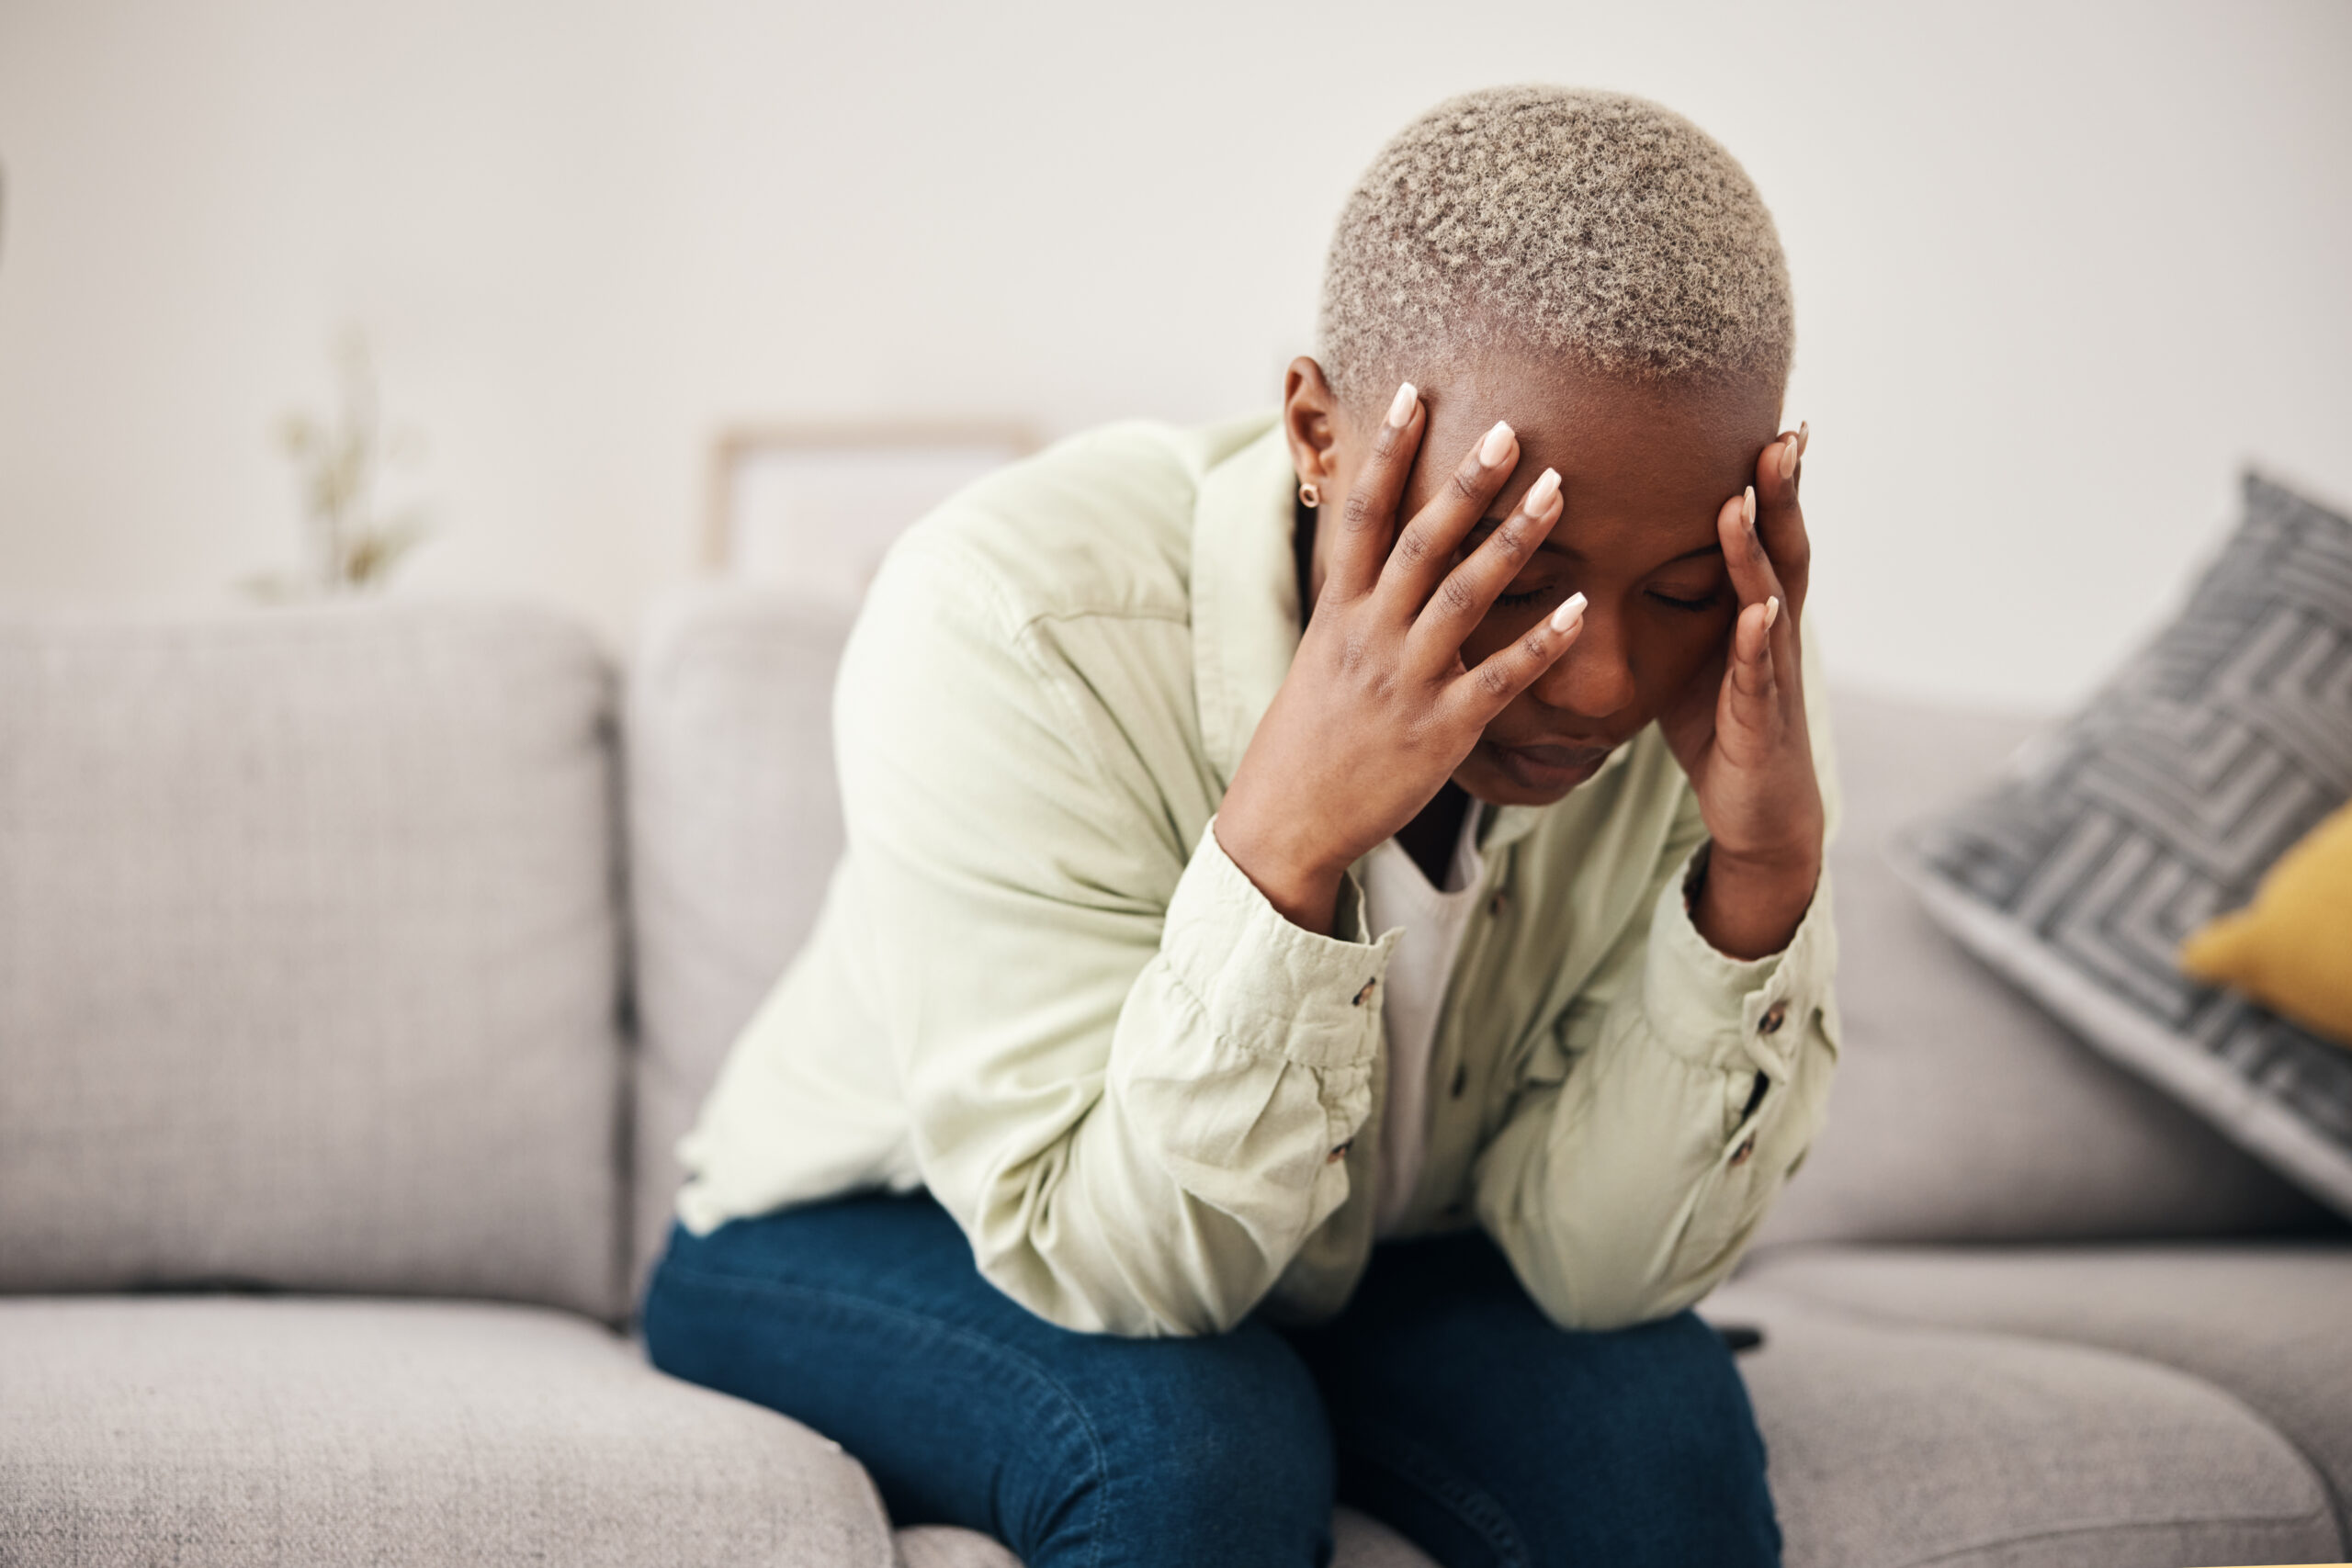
1162,817,1401,1072
1641,841,1838,1078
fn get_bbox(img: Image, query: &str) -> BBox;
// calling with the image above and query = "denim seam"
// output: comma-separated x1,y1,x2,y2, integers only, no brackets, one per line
1340,1418,1531,1567
657,1258,1113,1568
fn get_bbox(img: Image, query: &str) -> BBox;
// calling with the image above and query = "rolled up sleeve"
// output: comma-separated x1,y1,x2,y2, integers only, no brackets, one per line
1472,843,1841,1331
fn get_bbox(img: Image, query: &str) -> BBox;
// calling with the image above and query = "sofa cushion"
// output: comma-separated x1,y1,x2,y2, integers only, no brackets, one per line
626,586,859,1300
1901,472,2352,1217
893,1506,1439,1568
1699,1278,2341,1568
0,604,628,1319
1754,687,2333,1249
0,1296,892,1567
1737,1242,2352,1540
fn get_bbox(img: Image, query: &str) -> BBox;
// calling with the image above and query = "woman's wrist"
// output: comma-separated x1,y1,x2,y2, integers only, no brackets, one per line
1690,840,1821,962
1212,803,1348,937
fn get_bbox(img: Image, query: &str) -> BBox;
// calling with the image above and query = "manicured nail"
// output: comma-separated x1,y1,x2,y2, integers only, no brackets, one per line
1764,594,1781,630
1795,421,1809,457
1742,486,1756,531
1780,434,1799,482
1385,382,1418,428
1478,421,1515,468
1523,468,1560,515
1549,591,1588,633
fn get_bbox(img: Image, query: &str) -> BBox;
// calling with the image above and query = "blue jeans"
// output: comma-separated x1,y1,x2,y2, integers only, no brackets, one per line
643,1190,1779,1568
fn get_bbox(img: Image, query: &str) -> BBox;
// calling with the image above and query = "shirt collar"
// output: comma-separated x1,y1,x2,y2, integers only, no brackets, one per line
1189,413,1637,827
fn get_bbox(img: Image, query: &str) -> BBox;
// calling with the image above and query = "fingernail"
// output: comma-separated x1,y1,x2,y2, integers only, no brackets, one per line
1742,486,1757,531
1549,591,1588,633
1764,594,1781,630
1780,434,1799,482
1795,421,1809,457
1478,421,1514,468
1524,468,1560,514
1385,382,1418,429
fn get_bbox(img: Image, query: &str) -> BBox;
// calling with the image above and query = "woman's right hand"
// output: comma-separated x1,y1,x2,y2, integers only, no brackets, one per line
1214,384,1587,933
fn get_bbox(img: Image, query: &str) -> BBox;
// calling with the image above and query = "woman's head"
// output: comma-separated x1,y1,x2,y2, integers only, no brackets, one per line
1284,86,1795,807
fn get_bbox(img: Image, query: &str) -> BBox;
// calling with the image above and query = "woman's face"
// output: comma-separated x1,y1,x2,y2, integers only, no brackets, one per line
1292,349,1784,808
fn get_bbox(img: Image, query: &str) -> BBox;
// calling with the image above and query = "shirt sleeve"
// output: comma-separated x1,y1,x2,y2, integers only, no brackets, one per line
837,539,1397,1337
1470,638,1844,1333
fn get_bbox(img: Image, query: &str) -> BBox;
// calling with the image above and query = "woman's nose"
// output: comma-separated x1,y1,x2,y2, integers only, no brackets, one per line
1531,601,1637,721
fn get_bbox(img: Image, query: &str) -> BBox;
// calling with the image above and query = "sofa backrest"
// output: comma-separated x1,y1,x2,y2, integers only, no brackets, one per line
627,589,2339,1269
0,603,630,1321
1753,687,2335,1250
625,586,856,1299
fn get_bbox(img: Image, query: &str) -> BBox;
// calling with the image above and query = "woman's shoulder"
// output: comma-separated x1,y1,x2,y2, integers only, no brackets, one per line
877,415,1272,636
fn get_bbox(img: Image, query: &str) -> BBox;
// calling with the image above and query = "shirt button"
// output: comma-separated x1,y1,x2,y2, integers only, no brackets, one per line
1729,1134,1757,1168
1352,979,1377,1007
1451,1061,1469,1099
1758,1002,1788,1035
1329,1141,1352,1163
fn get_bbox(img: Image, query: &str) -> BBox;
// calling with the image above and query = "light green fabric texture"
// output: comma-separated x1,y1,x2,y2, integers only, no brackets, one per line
678,414,1841,1337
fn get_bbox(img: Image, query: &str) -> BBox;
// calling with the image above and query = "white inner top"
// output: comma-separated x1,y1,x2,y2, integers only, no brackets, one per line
1361,801,1487,1238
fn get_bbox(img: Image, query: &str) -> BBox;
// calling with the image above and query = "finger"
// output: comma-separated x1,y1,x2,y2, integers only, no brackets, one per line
1751,424,1811,616
1373,417,1521,615
1717,485,1789,631
1405,465,1563,672
1721,592,1783,730
1449,588,1587,725
1321,381,1425,606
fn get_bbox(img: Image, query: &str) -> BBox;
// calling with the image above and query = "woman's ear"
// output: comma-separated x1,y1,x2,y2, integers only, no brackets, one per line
1282,356,1346,492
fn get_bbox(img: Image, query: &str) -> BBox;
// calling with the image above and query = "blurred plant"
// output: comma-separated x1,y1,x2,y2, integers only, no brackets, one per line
249,330,430,599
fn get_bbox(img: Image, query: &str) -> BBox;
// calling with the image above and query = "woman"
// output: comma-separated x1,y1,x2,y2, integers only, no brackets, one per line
646,85,1836,1568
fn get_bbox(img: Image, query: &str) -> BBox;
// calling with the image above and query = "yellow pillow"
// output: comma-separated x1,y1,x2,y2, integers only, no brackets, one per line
2178,800,2352,1047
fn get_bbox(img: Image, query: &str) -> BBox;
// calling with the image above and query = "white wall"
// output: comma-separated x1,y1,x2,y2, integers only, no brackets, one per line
2,0,2346,706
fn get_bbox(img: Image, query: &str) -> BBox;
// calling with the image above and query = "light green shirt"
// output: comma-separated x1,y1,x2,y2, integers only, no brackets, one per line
677,413,1842,1337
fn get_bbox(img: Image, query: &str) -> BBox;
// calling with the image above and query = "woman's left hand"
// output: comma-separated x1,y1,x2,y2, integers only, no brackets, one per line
1657,425,1825,961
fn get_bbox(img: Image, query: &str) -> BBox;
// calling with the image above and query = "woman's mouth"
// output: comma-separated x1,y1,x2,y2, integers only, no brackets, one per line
1483,739,1616,792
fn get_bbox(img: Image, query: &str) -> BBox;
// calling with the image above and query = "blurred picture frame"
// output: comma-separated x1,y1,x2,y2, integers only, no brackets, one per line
706,423,1038,607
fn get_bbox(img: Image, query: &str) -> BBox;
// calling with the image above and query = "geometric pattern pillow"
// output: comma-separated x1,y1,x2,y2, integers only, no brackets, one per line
1900,471,2352,1219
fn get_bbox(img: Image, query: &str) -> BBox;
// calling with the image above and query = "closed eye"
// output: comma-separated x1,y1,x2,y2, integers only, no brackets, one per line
1492,585,1725,613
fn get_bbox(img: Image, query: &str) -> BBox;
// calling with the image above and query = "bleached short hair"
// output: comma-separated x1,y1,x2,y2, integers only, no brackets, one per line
1318,85,1793,400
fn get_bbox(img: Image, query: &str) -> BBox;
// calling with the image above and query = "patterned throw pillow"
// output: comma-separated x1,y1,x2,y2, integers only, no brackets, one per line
1899,472,2352,1218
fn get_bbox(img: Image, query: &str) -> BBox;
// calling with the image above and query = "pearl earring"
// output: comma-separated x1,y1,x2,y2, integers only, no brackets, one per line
1298,481,1322,508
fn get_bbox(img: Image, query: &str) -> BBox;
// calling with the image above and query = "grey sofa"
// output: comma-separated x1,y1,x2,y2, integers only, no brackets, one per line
1,591,2344,1568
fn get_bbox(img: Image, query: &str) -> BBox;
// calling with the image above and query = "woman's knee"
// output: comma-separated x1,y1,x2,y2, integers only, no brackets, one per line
1560,1312,1779,1562
1032,1321,1336,1568
1332,1303,1778,1568
649,1222,1335,1568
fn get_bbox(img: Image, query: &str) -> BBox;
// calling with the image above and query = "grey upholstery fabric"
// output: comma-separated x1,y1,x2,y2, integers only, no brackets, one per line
1739,1243,2352,1544
1755,687,2334,1251
625,586,857,1299
8,597,2347,1568
889,1507,1440,1568
0,1295,894,1568
1700,1279,2342,1568
0,604,628,1320
1901,473,2352,1215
